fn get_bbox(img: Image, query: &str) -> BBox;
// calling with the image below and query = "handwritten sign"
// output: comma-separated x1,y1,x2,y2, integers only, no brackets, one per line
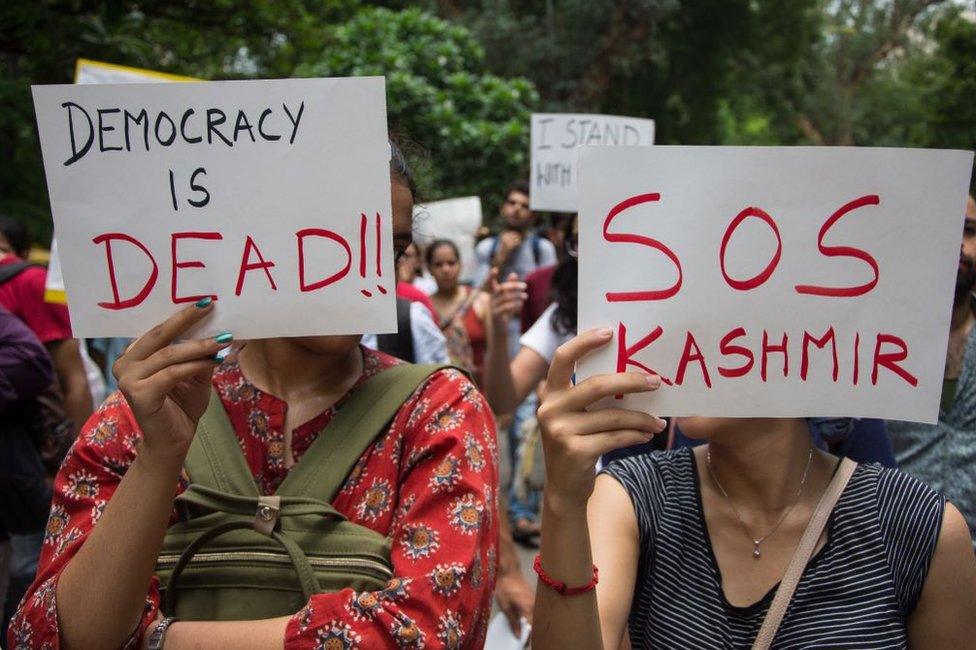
530,113,654,213
577,146,974,423
32,77,395,339
414,196,483,283
46,59,199,306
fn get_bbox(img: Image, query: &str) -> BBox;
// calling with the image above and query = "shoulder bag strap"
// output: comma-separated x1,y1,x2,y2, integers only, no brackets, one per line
0,261,33,285
275,363,454,502
182,390,261,497
752,457,858,650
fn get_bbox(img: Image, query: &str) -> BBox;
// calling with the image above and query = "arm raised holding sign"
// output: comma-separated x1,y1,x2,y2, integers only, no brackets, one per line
10,154,500,650
532,337,976,649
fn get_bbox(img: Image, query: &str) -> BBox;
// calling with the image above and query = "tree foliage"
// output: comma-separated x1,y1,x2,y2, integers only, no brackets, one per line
0,1,535,242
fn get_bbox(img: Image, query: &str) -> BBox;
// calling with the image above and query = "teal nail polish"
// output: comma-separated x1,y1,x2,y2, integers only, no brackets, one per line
212,354,224,364
195,296,213,308
214,332,233,344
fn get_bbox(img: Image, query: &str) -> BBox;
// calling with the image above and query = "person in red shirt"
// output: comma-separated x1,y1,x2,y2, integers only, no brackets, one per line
9,149,498,649
0,217,93,435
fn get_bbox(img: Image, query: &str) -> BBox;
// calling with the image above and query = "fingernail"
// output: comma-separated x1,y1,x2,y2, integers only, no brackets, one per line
214,332,233,344
646,374,661,388
212,354,224,364
597,327,613,338
654,417,667,431
195,296,213,308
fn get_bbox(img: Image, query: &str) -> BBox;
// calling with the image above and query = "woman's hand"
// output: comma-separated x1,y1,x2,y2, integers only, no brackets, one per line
113,300,232,463
489,269,527,326
537,328,666,509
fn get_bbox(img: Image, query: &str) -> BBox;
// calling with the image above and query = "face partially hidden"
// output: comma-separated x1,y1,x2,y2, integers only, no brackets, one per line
429,244,461,290
675,417,807,441
294,178,414,356
956,195,976,305
501,190,532,231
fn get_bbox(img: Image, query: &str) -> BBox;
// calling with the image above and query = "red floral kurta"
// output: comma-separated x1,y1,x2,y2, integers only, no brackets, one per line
9,348,499,649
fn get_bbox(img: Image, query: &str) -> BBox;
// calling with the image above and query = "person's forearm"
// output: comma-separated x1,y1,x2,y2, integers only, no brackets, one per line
48,339,95,433
152,616,290,650
57,448,184,650
533,493,603,650
484,320,519,415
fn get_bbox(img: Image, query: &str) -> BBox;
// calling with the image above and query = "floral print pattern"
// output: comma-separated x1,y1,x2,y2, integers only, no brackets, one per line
10,347,498,650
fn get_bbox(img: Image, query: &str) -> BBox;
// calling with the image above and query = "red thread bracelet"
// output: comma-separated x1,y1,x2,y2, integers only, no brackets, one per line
533,554,599,596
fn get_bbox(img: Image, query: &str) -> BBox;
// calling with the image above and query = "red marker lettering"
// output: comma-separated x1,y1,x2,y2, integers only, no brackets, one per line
297,228,351,292
761,331,789,382
718,327,754,378
92,232,158,310
872,333,918,387
674,331,712,388
800,327,839,382
720,206,782,290
171,232,222,304
615,322,672,387
603,193,683,302
795,194,881,297
234,235,277,296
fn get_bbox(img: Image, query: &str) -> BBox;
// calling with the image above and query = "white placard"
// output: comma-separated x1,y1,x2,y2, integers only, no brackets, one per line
45,60,198,306
530,113,654,213
414,196,483,283
32,77,395,339
577,146,973,424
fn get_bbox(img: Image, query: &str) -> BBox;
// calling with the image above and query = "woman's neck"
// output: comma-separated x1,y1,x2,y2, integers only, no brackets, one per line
703,419,822,512
237,339,363,402
434,284,461,301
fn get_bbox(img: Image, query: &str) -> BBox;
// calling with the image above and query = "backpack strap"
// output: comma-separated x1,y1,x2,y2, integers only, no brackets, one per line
275,363,452,502
183,390,261,497
0,261,33,286
531,234,541,267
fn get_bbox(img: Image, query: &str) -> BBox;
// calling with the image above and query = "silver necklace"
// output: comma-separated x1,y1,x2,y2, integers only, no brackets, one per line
705,446,814,560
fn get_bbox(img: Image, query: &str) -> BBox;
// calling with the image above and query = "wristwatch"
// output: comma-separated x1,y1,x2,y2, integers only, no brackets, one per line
147,616,179,650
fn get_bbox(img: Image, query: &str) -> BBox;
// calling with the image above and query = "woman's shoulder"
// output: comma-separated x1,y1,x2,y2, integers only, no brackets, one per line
601,449,694,503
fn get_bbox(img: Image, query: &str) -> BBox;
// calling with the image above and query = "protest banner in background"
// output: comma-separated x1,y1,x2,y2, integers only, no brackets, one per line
45,59,198,306
576,146,974,423
530,113,654,213
414,196,483,284
32,76,395,339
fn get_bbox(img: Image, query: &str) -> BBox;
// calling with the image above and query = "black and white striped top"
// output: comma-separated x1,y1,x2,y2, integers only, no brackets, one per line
601,448,945,649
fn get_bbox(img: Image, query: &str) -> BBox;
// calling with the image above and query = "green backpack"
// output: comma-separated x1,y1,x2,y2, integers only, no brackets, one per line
155,363,448,621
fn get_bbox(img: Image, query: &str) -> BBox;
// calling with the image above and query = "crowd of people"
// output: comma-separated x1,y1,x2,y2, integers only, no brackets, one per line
1,141,975,649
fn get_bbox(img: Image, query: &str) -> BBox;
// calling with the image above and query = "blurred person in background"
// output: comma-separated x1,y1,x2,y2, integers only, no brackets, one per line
887,194,976,544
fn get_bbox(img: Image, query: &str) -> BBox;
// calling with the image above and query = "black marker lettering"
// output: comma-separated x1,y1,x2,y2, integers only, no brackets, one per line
97,108,122,152
206,109,233,146
257,108,280,141
233,110,255,143
282,101,305,144
188,167,210,207
124,109,149,152
154,111,177,146
62,102,94,166
180,109,202,144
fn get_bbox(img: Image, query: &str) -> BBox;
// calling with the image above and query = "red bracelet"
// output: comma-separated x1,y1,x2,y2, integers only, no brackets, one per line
533,554,599,596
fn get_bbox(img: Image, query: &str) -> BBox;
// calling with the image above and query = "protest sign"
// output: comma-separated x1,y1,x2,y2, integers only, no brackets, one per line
415,196,483,283
530,113,654,213
45,59,198,306
32,76,395,339
576,146,974,423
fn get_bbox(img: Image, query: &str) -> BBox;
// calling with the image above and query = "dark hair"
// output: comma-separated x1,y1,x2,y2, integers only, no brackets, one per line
506,180,530,200
550,215,577,335
0,216,30,258
389,139,417,200
425,239,460,268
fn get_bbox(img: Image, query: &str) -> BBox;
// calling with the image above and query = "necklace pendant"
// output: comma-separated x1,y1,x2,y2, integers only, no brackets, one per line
752,541,761,560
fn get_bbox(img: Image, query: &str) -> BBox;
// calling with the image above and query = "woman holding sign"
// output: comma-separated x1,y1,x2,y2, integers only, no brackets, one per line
10,145,499,650
529,333,976,648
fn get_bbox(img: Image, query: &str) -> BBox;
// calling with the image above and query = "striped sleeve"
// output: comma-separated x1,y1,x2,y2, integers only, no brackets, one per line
875,467,946,616
599,455,668,554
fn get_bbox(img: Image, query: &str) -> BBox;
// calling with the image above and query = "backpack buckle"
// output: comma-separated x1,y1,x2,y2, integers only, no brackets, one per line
254,496,281,536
